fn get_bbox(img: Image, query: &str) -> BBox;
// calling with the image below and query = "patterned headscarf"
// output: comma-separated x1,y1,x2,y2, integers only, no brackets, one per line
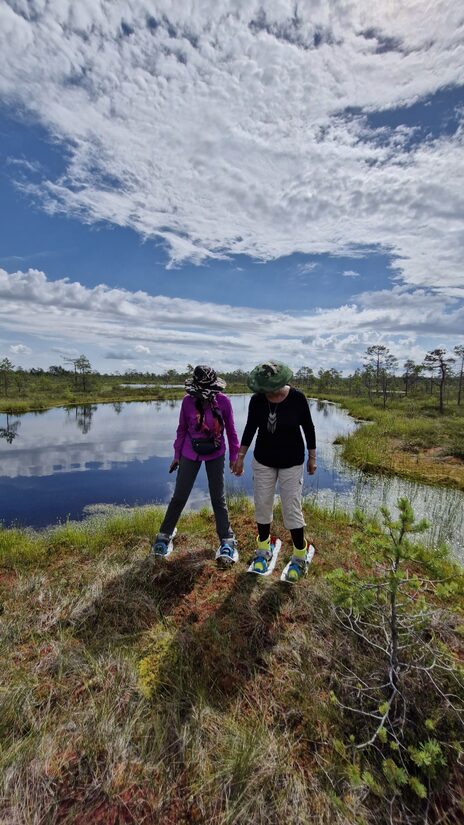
185,365,227,401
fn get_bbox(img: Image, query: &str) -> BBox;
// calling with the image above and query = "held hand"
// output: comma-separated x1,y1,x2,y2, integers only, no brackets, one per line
307,457,317,475
232,457,245,476
169,459,179,473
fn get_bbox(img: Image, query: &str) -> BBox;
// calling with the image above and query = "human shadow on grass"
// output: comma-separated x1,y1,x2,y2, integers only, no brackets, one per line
142,568,295,725
68,547,212,644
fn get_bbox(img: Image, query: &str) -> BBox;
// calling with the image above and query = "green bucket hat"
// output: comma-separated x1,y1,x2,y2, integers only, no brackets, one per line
247,361,293,393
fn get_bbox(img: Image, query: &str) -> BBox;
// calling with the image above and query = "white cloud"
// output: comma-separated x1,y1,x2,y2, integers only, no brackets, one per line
51,346,79,357
6,156,42,175
297,262,319,275
0,1,463,292
293,261,320,283
343,270,360,278
105,351,137,361
0,268,462,373
105,345,151,359
9,343,32,355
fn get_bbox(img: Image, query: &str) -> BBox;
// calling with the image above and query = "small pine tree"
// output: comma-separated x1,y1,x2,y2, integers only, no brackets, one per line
328,498,464,821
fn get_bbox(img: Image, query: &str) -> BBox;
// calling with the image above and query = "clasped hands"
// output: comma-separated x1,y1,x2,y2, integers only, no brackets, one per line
230,455,317,476
230,456,245,476
169,457,316,475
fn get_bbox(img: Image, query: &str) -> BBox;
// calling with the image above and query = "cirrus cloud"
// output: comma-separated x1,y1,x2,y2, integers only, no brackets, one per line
0,1,463,294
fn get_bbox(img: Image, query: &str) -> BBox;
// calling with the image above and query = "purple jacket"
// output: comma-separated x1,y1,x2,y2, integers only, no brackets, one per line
173,393,240,462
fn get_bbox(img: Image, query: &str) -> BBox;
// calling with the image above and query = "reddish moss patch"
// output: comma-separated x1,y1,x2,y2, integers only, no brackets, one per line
0,568,17,587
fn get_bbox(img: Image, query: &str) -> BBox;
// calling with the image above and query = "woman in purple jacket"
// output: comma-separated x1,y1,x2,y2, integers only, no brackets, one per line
152,365,240,562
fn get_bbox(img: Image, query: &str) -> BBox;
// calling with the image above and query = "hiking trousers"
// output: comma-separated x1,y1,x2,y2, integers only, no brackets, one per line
159,455,233,539
252,456,305,530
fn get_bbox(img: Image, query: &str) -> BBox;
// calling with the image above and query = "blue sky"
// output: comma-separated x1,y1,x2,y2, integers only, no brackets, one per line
0,1,463,374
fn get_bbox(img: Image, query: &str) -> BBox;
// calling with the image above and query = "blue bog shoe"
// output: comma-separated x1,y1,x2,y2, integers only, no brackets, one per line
252,536,271,573
248,536,282,577
216,537,238,565
151,532,173,557
152,540,168,556
252,549,272,574
285,556,306,582
281,542,315,583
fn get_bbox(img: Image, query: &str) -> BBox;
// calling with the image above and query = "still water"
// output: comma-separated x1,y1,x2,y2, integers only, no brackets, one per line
1,397,463,558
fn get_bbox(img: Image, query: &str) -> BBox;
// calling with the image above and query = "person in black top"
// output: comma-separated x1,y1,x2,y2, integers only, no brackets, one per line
233,361,317,581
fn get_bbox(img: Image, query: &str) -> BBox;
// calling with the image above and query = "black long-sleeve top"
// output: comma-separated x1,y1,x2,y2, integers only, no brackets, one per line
241,388,316,469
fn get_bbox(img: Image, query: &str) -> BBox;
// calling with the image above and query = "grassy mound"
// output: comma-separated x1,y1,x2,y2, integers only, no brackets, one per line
1,499,463,824
324,395,464,491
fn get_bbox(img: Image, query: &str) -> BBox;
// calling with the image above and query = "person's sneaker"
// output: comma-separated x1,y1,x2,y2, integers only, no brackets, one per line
151,532,172,556
285,556,306,582
252,555,268,573
285,542,309,582
252,537,273,573
216,537,238,565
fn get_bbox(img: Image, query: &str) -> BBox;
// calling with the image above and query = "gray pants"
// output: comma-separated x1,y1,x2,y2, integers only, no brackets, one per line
159,455,233,539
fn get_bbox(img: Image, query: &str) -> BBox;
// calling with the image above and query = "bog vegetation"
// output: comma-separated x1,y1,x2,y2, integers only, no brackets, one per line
0,497,463,824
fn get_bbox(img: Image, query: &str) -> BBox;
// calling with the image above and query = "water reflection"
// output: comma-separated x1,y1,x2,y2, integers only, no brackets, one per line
316,399,330,415
66,405,98,435
0,397,463,559
0,398,240,480
0,413,21,444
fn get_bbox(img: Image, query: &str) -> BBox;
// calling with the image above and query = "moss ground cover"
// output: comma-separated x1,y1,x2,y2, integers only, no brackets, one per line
320,394,464,491
1,498,463,824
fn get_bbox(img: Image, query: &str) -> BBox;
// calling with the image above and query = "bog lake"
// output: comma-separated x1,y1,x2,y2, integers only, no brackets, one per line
1,395,463,559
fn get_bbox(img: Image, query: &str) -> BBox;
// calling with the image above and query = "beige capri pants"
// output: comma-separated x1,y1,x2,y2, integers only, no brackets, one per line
252,456,306,530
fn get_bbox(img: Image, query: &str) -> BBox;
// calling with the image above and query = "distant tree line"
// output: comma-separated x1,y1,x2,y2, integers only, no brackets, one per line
0,354,95,398
289,344,463,414
1,345,463,413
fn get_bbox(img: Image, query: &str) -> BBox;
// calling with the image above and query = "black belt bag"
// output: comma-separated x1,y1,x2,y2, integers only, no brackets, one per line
190,434,218,455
